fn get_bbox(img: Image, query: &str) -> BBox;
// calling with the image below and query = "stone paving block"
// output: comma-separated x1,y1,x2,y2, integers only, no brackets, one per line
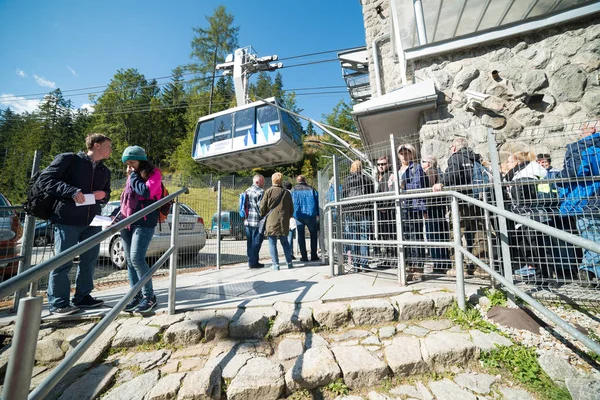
271,307,313,336
286,347,341,391
538,351,579,384
221,353,257,379
331,345,390,388
112,324,160,348
565,376,600,400
57,364,117,400
119,350,171,371
469,330,512,352
421,331,477,369
404,325,430,337
35,338,65,362
179,358,207,372
384,336,428,376
330,329,370,342
312,302,350,328
102,369,159,400
205,316,230,341
499,386,533,400
144,313,185,329
350,299,395,325
277,338,304,361
178,365,222,400
422,291,455,316
229,309,270,339
378,326,396,338
164,320,202,346
145,372,186,400
454,372,497,394
428,378,477,400
391,293,435,321
227,357,285,400
417,319,453,331
186,310,216,328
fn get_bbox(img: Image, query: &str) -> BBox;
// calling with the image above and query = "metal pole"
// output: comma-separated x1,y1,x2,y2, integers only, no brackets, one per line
451,197,466,311
332,156,343,275
2,296,42,400
317,170,326,265
413,0,428,45
14,150,42,307
328,207,334,276
216,181,222,270
168,198,180,315
483,194,496,288
486,128,515,305
390,135,406,286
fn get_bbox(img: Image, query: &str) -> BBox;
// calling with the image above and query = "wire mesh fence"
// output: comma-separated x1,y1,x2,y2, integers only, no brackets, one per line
318,120,600,302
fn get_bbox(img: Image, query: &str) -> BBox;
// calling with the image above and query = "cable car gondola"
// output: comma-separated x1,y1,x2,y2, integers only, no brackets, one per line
191,97,304,172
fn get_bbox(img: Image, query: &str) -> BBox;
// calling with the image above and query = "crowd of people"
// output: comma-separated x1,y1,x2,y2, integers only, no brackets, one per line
334,121,600,286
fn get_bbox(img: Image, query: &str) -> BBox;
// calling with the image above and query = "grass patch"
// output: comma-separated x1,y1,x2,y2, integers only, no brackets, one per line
586,331,600,362
323,378,350,396
264,318,275,341
482,288,508,307
444,302,497,333
481,344,571,400
288,389,312,399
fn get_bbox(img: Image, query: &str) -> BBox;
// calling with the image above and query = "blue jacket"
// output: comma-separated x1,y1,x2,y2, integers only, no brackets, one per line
556,132,600,215
401,161,427,212
292,182,319,220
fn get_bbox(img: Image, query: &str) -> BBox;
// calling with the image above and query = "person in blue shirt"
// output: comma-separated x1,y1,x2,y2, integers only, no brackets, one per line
556,122,600,286
292,175,320,262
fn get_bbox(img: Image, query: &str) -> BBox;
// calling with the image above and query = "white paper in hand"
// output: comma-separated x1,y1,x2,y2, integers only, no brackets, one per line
75,193,96,207
90,215,113,227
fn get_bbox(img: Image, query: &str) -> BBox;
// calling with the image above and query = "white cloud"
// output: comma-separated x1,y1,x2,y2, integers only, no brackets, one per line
80,103,95,112
16,68,26,77
33,74,56,88
0,94,41,113
66,66,78,77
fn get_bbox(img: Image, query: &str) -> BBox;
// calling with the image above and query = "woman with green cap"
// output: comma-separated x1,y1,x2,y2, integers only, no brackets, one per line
119,145,162,314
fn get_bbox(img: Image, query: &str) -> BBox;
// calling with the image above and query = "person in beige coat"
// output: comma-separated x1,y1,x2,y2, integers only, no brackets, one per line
260,172,295,270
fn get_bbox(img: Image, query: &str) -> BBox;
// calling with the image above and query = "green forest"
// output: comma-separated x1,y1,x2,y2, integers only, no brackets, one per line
0,5,359,204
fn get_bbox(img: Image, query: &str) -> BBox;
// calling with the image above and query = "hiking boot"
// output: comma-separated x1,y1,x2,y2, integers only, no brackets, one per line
287,263,294,269
73,295,104,309
136,296,157,315
124,295,142,312
50,305,80,316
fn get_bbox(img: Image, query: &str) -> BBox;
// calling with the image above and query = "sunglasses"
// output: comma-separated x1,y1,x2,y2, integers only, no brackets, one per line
377,163,387,166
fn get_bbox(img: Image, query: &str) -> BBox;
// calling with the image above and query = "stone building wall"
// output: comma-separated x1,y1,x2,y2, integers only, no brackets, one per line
360,0,600,167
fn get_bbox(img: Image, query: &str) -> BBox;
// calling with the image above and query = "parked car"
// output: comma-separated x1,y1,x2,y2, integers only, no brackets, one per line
98,201,207,269
0,194,22,278
209,211,245,240
33,220,54,247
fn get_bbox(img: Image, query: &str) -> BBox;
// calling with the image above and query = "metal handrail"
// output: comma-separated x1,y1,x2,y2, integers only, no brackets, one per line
325,188,600,356
0,188,188,298
0,187,188,400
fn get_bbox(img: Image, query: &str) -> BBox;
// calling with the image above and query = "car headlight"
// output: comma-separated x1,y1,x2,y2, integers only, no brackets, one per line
0,230,16,242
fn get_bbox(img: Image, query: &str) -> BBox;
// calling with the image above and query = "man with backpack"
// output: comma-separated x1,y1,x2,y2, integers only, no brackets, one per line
37,133,112,315
244,174,265,269
432,137,486,273
292,175,320,262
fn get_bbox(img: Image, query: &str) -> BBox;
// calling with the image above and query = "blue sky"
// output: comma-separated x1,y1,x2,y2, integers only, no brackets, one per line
0,0,366,122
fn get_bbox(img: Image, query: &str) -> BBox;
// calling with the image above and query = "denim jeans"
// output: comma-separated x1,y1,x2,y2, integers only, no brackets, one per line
425,206,450,266
246,226,263,267
296,217,318,260
576,217,600,277
343,215,370,267
48,223,101,309
287,228,296,254
267,235,292,267
120,226,155,298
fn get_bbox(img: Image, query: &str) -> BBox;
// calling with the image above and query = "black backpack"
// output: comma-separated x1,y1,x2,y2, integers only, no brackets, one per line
23,153,76,220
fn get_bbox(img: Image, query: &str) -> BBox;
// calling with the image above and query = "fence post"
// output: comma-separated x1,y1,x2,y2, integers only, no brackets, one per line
486,128,515,304
451,197,466,311
332,155,344,275
389,135,406,286
14,150,42,310
216,181,222,270
2,296,42,400
317,170,326,265
168,197,180,315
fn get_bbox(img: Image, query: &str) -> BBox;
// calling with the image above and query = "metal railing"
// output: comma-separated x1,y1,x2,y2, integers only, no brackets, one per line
0,187,188,400
324,186,600,357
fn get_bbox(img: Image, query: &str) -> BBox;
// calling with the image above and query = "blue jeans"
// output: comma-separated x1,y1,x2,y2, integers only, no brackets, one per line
246,225,263,267
267,235,292,267
576,217,600,277
287,228,296,254
344,215,370,267
296,217,318,260
426,206,450,266
120,226,155,298
48,223,101,309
